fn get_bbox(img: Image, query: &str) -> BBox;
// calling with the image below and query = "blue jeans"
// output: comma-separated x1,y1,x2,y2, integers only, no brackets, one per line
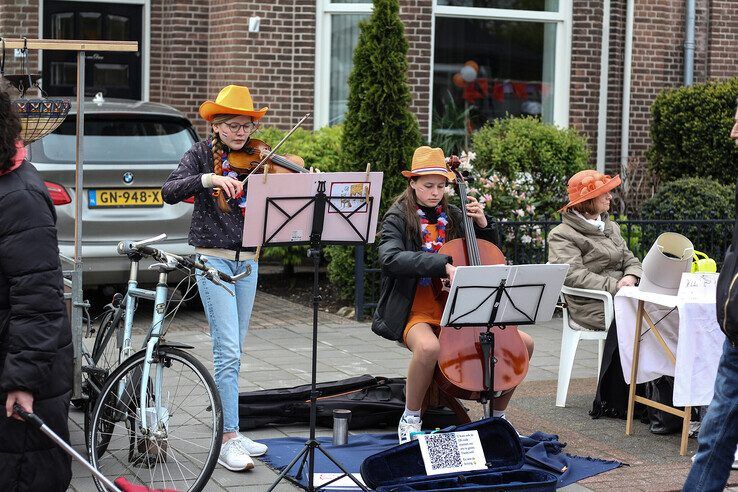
683,339,738,491
196,255,258,434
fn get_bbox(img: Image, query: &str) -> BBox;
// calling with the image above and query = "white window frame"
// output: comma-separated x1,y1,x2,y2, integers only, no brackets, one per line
314,0,373,130
314,1,572,133
431,1,572,139
39,0,151,101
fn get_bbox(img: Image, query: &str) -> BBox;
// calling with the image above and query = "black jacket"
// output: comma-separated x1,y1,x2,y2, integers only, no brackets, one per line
162,140,247,250
0,161,73,491
371,202,500,341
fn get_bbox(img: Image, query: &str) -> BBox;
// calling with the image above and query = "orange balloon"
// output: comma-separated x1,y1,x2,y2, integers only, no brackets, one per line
464,60,479,73
452,73,465,88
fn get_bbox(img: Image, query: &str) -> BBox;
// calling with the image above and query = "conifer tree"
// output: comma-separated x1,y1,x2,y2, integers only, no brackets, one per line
341,0,422,215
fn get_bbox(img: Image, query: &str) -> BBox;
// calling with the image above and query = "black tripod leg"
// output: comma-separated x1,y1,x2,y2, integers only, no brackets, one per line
479,330,495,418
313,443,371,491
267,444,310,492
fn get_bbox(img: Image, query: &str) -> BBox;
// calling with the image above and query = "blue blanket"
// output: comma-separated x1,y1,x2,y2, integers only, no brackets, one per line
257,431,621,490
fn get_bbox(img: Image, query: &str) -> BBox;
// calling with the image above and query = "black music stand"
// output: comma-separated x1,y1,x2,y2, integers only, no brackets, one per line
245,175,380,492
440,264,567,415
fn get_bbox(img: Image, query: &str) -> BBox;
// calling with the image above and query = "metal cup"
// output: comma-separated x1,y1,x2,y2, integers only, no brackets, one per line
332,409,351,445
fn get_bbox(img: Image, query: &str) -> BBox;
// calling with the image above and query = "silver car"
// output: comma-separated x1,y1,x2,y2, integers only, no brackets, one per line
28,97,198,286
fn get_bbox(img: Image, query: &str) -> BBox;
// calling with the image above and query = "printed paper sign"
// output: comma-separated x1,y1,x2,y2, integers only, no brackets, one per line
418,430,487,476
312,473,366,489
329,182,370,214
678,272,718,303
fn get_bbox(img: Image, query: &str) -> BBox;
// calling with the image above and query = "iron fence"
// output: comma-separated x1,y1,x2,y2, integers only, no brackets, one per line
353,217,735,321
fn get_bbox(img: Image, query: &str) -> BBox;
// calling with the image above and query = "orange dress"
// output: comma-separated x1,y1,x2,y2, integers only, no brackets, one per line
402,224,445,345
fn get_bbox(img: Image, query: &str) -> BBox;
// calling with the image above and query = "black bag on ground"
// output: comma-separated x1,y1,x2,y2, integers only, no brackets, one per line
238,374,461,431
716,179,738,345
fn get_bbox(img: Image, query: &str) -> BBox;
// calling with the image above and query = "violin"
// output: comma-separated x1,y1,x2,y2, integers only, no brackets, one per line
214,114,311,213
432,156,530,401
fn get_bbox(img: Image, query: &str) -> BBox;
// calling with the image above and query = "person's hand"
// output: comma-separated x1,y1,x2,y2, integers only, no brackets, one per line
211,175,244,199
6,390,33,421
617,275,638,289
442,263,457,291
466,196,488,228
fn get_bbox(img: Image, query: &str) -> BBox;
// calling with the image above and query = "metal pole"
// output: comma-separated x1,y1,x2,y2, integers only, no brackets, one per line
619,0,635,178
684,0,696,86
71,51,85,399
596,0,612,174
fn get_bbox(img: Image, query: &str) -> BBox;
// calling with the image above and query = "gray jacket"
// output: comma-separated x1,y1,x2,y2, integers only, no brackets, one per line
548,212,642,330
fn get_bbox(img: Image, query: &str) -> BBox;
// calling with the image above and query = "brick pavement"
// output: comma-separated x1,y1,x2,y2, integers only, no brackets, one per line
67,291,732,491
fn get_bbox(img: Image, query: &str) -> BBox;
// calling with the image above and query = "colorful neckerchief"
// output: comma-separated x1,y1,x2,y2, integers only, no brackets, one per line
0,141,26,177
417,205,448,286
210,137,247,215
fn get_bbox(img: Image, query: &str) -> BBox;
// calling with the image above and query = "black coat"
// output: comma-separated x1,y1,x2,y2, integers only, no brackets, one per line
0,161,73,491
371,202,500,341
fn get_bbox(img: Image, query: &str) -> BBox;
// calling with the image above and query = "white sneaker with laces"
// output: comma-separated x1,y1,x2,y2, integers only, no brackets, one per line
218,437,255,471
236,433,268,457
398,415,422,444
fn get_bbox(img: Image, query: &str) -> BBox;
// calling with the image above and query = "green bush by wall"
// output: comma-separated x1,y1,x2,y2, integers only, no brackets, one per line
647,78,738,185
471,116,589,216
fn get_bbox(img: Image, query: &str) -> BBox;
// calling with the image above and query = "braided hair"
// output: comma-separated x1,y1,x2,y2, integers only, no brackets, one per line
210,114,233,174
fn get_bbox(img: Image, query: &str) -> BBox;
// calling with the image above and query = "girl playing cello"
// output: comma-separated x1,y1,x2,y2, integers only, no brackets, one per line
371,146,535,443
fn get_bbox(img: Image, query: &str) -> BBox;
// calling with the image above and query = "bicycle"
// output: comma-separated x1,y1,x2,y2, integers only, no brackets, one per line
86,233,250,491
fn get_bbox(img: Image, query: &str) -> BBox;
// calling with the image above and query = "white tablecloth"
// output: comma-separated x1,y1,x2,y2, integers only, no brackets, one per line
615,286,725,406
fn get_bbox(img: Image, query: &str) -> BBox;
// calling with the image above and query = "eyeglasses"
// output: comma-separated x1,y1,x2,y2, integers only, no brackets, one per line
222,122,259,133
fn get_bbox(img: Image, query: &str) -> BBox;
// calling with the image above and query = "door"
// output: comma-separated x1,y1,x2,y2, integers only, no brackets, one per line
43,0,143,99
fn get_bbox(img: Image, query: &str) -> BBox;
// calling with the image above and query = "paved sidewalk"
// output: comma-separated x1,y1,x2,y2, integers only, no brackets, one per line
67,291,736,491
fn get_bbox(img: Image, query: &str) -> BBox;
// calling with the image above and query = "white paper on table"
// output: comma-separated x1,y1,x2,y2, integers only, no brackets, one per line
677,272,718,303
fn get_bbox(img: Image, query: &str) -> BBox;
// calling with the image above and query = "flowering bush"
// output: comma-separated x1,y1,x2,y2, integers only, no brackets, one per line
453,151,547,263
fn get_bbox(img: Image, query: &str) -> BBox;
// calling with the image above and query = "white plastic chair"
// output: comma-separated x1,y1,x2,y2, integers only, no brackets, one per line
555,285,614,408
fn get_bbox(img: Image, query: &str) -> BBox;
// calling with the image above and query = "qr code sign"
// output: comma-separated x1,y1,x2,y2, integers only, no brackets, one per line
418,430,486,476
424,433,463,471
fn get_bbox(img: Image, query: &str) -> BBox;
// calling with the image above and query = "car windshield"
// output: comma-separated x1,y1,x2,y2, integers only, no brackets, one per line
32,116,196,163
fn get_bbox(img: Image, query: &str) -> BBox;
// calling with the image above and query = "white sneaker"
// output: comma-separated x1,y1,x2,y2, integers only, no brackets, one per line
236,434,268,457
398,415,422,444
218,437,255,471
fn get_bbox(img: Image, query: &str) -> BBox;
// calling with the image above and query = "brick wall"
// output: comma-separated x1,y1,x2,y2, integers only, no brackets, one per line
707,0,738,79
400,0,433,138
0,0,40,93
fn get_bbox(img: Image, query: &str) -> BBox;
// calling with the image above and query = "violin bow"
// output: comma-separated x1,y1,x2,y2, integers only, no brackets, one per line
241,112,311,183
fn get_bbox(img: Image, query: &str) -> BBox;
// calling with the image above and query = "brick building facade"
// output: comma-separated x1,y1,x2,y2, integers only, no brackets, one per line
1,0,737,175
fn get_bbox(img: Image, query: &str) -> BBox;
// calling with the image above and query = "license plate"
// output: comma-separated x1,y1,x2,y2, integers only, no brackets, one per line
88,188,163,208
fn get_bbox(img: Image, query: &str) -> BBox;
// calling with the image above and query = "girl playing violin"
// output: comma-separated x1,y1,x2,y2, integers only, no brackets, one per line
371,146,535,444
162,84,302,471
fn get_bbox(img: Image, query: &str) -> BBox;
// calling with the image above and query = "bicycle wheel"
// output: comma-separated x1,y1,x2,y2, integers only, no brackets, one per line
89,347,223,492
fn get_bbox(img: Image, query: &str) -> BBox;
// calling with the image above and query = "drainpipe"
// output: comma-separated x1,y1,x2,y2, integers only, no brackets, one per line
620,0,635,179
684,0,696,85
596,0,612,173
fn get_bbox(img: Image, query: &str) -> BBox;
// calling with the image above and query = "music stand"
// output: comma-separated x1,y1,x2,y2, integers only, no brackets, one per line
440,264,568,415
243,172,383,492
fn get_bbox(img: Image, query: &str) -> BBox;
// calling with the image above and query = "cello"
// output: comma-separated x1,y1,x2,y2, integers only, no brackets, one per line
433,156,530,406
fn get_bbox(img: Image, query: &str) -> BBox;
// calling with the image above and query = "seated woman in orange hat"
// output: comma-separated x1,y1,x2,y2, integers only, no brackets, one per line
162,85,301,472
548,170,642,419
372,146,535,444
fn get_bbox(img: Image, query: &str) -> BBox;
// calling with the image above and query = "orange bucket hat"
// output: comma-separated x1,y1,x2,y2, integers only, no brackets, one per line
560,169,621,211
199,85,268,122
401,146,455,181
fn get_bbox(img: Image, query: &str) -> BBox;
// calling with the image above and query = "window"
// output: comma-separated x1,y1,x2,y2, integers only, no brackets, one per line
315,1,571,135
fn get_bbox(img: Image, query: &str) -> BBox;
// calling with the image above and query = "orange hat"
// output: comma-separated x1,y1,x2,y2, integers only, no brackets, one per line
199,85,268,122
401,146,455,181
560,170,621,211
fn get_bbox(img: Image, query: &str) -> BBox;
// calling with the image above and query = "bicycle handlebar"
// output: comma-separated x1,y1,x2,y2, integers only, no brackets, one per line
116,235,251,286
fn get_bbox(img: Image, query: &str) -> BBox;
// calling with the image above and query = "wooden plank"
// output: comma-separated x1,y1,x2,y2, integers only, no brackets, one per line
1,38,138,52
626,300,645,435
643,311,677,364
633,395,688,418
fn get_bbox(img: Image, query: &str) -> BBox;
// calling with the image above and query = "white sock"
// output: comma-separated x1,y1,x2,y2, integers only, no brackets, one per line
403,408,421,420
492,410,505,418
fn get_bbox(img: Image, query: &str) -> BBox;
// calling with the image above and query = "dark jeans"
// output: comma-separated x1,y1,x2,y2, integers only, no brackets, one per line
683,340,738,491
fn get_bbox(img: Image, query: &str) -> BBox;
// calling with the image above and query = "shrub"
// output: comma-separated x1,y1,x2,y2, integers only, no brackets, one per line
647,78,738,185
640,177,736,261
471,116,589,216
328,0,423,304
255,124,345,173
